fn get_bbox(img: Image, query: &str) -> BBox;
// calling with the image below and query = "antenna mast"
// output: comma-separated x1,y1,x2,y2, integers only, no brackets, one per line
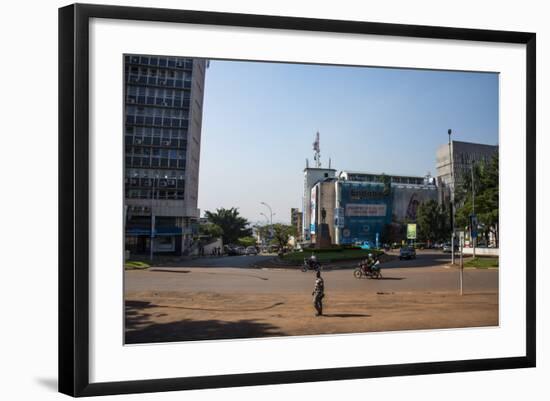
312,131,321,168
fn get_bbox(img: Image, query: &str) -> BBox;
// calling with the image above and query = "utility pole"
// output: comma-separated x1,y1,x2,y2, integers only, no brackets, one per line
261,201,274,240
448,129,455,265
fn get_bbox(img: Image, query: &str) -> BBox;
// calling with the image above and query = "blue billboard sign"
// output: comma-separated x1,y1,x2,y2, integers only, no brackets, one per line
339,182,392,244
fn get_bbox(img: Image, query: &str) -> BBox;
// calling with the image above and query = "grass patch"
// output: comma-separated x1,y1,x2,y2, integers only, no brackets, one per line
464,257,499,269
283,249,383,263
124,260,150,270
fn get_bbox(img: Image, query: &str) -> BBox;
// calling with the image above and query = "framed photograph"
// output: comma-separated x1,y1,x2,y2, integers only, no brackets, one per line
59,3,536,397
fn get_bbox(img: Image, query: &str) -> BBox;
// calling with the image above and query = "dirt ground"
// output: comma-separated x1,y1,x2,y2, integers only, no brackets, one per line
125,290,499,344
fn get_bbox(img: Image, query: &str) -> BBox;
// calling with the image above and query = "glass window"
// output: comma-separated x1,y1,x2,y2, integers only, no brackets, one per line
140,56,149,64
150,57,158,66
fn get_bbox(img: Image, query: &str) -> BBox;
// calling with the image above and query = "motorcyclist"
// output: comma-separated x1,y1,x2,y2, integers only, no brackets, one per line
307,254,320,270
361,253,373,272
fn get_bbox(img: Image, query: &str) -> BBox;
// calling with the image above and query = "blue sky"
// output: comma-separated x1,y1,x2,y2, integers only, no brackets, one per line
198,59,499,224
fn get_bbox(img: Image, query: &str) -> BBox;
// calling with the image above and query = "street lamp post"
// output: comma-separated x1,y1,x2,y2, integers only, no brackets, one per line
448,129,455,265
261,202,275,246
260,201,273,226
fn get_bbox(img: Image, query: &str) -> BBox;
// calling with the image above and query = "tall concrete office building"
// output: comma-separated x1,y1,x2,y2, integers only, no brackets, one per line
302,166,337,241
436,140,498,204
124,54,207,255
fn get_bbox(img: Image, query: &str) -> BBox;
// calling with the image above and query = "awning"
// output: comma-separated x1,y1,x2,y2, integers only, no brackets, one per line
126,227,184,236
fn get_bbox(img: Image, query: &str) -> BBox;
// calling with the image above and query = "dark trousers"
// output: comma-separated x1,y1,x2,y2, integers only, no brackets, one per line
313,294,323,315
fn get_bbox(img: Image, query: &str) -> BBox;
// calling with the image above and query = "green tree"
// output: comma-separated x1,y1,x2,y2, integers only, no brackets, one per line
199,222,223,239
456,154,499,246
238,236,257,247
417,200,451,243
455,153,499,246
270,224,296,252
417,200,440,243
203,207,252,245
254,225,272,244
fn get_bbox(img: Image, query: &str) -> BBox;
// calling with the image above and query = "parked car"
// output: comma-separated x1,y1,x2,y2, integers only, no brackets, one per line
224,245,239,256
245,246,258,255
399,246,416,260
442,243,459,253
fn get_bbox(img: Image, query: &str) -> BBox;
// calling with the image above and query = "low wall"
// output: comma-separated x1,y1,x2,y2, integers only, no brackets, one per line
462,247,499,257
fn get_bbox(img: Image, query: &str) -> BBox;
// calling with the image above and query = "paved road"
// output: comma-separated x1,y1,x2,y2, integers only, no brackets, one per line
153,254,274,268
125,250,498,343
126,251,497,295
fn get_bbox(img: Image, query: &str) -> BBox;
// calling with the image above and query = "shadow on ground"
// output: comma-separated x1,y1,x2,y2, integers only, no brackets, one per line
125,300,283,344
322,313,370,318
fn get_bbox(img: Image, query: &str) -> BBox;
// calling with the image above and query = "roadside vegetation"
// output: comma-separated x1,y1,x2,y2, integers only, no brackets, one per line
282,248,384,263
124,260,150,270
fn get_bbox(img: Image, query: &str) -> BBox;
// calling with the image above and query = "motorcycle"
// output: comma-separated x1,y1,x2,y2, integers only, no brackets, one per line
302,256,322,272
354,258,382,279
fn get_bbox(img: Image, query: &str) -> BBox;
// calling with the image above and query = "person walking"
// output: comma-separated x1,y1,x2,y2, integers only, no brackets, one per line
312,270,325,316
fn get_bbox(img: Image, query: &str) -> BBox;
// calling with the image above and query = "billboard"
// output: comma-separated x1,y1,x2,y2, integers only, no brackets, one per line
334,207,345,228
338,182,392,243
310,185,317,234
392,186,437,222
407,223,417,239
345,204,387,217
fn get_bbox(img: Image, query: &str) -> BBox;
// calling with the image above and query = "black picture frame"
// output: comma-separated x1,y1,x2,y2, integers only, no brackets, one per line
59,3,536,397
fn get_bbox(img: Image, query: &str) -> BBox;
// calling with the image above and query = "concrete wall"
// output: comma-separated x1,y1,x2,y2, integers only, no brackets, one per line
316,181,336,243
302,167,336,240
462,247,499,256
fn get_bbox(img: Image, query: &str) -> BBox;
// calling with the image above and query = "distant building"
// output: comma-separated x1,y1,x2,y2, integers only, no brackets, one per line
124,54,207,255
436,140,498,204
338,171,429,186
302,167,337,241
306,172,437,245
290,208,303,241
300,132,437,245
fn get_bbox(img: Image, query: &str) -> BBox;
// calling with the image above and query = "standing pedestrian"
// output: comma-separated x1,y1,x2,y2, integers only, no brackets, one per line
312,270,325,316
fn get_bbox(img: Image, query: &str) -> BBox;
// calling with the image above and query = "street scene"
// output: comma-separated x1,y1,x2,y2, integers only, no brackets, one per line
123,55,499,343
125,250,498,344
